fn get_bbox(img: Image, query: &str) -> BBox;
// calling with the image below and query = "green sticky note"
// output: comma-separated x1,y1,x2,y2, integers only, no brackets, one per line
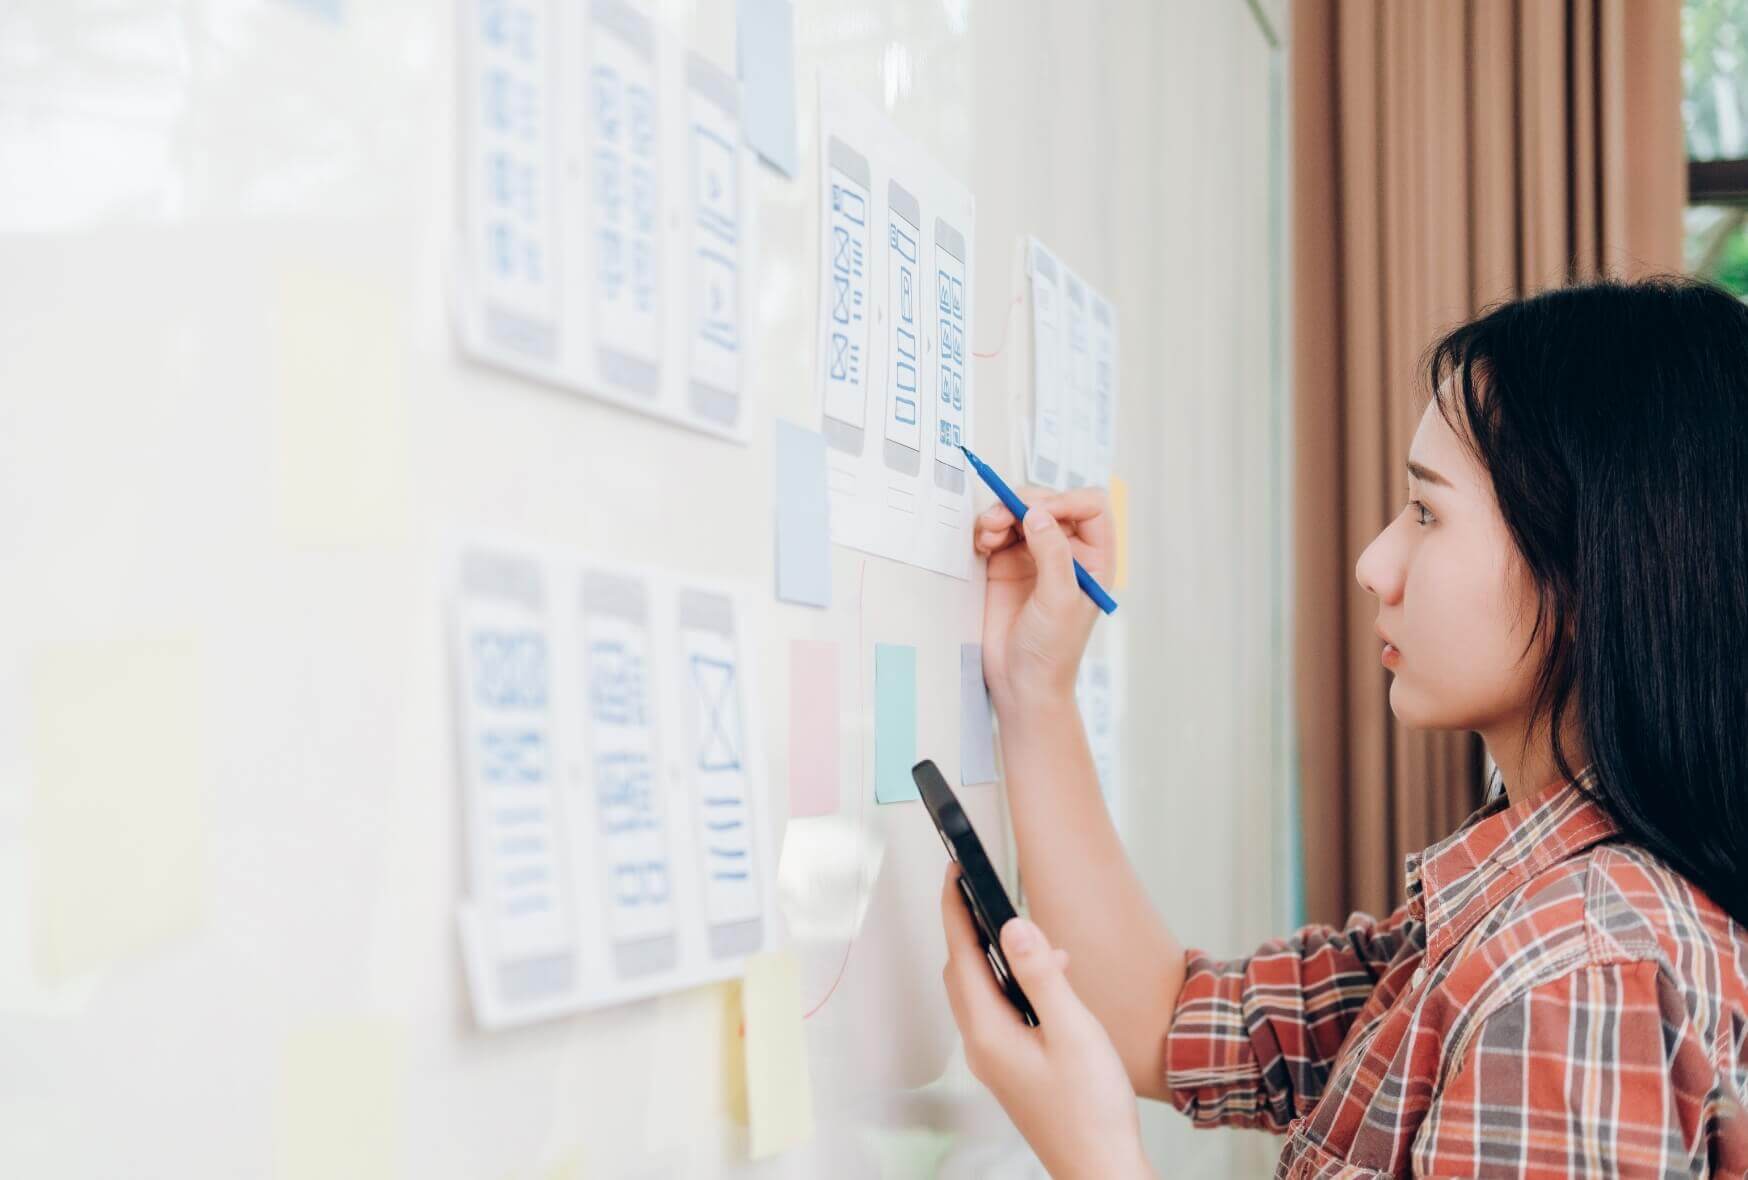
874,644,918,803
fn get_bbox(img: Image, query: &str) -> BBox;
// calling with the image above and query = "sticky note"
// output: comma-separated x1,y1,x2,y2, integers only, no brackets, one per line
276,1019,405,1180
645,983,735,1151
492,1151,583,1180
539,1152,584,1180
741,950,814,1158
874,644,918,803
274,263,409,546
1110,475,1130,590
716,978,750,1126
30,637,206,983
737,0,798,176
788,640,839,817
872,1129,956,1177
774,419,831,607
279,0,343,21
959,644,998,785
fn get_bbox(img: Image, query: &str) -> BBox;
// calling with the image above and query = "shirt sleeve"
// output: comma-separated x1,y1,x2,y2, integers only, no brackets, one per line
1410,959,1725,1177
1164,904,1421,1132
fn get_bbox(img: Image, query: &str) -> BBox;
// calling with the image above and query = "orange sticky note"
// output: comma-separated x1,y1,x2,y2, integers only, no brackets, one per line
1110,475,1130,590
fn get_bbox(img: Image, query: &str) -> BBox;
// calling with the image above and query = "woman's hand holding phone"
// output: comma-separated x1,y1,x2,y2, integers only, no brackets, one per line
939,864,1152,1180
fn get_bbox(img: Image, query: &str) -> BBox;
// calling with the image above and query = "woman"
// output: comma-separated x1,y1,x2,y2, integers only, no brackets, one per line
941,277,1748,1177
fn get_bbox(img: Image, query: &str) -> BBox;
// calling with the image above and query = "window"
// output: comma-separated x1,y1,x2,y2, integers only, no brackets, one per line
1684,0,1748,294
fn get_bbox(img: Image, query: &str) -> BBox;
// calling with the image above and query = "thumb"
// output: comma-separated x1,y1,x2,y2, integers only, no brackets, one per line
1022,506,1077,610
999,917,1085,1027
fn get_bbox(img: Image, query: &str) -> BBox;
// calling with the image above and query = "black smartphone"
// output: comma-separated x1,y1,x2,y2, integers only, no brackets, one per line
912,758,1040,1027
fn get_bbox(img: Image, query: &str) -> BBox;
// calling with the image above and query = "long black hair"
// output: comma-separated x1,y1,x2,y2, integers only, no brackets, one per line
1427,276,1748,927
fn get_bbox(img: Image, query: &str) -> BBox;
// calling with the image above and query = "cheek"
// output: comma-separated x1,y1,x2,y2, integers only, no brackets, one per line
1396,554,1540,725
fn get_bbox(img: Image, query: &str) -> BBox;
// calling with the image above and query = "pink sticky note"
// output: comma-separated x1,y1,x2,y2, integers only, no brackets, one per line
788,640,840,818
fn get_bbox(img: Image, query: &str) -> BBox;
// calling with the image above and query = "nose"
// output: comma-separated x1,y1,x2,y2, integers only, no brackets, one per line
1355,520,1404,604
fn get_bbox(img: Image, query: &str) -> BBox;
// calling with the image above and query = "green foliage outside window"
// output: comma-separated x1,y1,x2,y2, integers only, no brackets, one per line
1684,0,1748,296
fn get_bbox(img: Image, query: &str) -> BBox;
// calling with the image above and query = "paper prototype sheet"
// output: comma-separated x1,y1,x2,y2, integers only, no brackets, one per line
452,540,780,1028
815,80,976,577
455,0,755,442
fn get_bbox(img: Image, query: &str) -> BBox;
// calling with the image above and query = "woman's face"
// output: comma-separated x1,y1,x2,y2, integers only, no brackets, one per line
1354,401,1547,731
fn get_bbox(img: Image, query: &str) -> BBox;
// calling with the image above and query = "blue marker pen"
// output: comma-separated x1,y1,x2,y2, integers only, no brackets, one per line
959,445,1119,615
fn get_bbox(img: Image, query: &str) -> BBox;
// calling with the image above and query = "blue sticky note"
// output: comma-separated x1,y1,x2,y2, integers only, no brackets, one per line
960,644,998,785
279,0,343,22
874,644,918,803
774,420,831,607
738,0,799,177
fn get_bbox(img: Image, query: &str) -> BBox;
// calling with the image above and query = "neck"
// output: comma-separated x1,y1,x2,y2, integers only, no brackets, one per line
1481,712,1586,806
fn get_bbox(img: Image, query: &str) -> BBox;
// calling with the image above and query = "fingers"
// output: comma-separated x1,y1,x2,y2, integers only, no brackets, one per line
974,488,1114,577
983,542,1036,585
974,525,1017,555
1020,505,1078,610
999,917,1092,1035
1033,487,1112,528
976,487,1109,534
940,865,1028,1077
1054,489,1114,576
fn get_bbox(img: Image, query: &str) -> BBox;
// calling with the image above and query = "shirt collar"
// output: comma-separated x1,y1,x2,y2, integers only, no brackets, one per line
1403,764,1617,970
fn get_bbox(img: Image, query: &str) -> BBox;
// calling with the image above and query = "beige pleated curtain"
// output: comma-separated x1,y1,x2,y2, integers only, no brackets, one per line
1291,0,1687,925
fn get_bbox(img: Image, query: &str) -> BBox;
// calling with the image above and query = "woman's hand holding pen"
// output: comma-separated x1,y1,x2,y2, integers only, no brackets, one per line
974,488,1115,715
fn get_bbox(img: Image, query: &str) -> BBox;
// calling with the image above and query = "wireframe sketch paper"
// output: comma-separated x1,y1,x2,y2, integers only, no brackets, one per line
1076,658,1120,818
455,0,755,442
1062,267,1095,488
815,81,976,578
1028,238,1066,488
452,542,780,1028
1026,237,1121,493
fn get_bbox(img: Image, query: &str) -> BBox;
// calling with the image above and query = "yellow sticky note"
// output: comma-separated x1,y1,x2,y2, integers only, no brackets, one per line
719,978,749,1126
540,1151,585,1180
498,1149,585,1180
642,980,740,1152
1109,475,1131,590
740,950,814,1159
274,263,409,546
30,637,206,983
276,1019,405,1180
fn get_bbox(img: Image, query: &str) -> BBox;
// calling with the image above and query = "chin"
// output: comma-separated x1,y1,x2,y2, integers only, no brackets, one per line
1388,679,1475,732
1388,677,1444,730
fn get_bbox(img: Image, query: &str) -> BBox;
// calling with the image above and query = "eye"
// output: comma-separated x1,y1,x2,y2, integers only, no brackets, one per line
1408,500,1434,527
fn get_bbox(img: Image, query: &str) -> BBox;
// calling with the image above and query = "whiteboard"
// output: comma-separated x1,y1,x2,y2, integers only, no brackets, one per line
0,1,1294,1176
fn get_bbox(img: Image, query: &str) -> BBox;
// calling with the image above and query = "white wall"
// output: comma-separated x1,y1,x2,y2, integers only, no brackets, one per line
1118,2,1293,1174
0,1,1291,1175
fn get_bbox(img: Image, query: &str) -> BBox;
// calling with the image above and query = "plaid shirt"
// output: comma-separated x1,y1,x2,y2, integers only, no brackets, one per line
1165,769,1748,1177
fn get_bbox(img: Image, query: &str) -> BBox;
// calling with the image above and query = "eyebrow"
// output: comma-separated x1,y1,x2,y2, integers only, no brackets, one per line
1406,460,1453,489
